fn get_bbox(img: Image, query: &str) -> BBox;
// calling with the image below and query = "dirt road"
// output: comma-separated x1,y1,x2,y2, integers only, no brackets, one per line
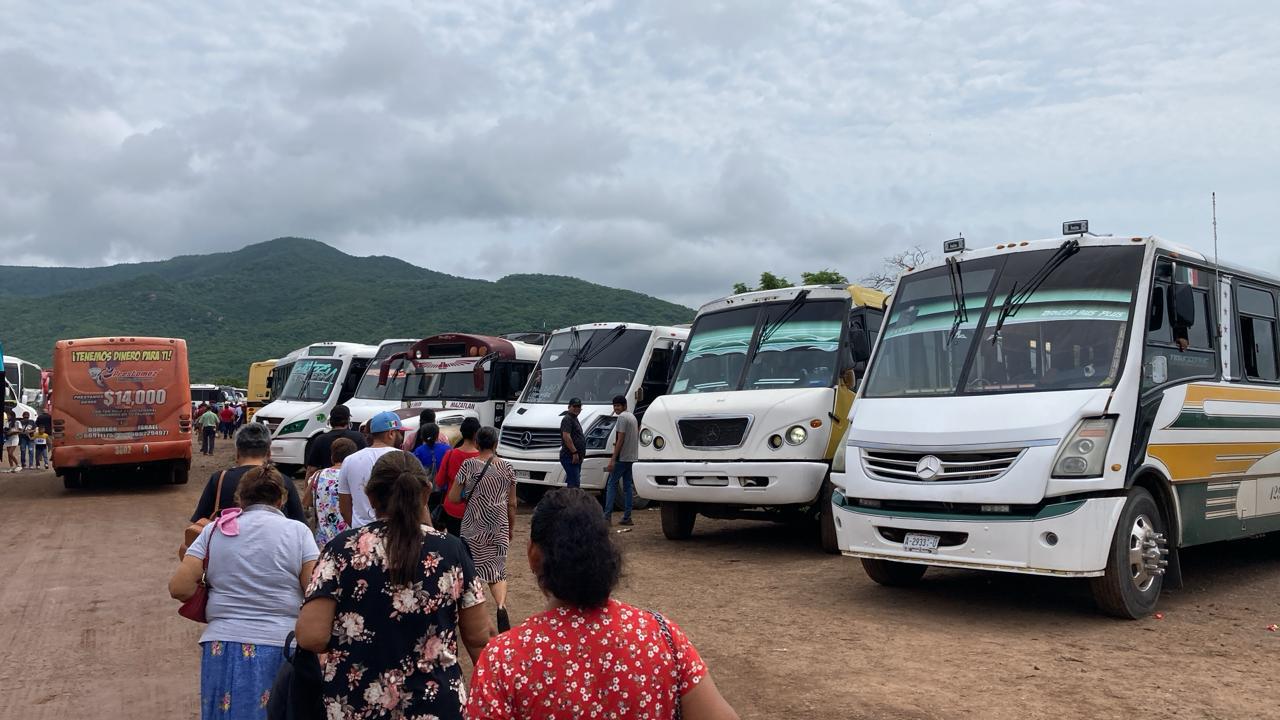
1,442,1277,719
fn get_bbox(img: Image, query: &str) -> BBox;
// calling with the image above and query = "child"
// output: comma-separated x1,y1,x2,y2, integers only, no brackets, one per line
309,436,357,550
33,428,50,469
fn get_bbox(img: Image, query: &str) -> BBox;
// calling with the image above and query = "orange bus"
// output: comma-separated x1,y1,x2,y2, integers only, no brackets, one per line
52,337,193,489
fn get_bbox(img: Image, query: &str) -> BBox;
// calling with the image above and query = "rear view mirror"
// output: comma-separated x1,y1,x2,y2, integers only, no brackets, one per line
850,327,871,363
1169,285,1196,328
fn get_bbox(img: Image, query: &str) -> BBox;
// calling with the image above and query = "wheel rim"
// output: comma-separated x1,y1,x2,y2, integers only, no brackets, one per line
1126,513,1168,593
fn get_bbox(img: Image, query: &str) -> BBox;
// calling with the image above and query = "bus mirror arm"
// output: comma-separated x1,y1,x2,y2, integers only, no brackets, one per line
473,351,500,391
377,352,411,387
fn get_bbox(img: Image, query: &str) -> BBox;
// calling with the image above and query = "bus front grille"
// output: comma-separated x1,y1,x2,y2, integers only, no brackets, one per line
861,448,1024,482
499,426,562,451
676,417,751,449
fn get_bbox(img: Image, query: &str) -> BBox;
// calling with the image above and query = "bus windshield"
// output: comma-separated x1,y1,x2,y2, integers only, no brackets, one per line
864,245,1144,397
521,329,650,405
405,370,489,400
278,359,343,402
671,299,849,394
354,342,415,400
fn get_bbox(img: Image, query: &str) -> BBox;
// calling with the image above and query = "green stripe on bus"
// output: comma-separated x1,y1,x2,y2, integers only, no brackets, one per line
1169,411,1280,430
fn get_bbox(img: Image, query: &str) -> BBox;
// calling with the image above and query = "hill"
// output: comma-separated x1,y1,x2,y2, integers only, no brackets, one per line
1,238,694,382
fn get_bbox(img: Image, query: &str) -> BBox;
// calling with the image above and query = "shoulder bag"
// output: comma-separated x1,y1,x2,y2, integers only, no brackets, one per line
178,526,215,623
650,610,683,720
446,457,493,505
179,470,227,560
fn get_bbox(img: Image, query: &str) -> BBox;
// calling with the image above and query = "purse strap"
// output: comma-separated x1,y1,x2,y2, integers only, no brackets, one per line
461,457,494,499
209,470,227,519
649,610,682,720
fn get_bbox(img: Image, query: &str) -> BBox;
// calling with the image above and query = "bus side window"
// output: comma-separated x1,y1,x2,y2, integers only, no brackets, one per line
1237,284,1279,381
639,348,675,413
499,363,533,400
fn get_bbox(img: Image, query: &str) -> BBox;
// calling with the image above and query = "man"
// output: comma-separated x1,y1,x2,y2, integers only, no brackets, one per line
338,411,403,528
559,397,585,489
305,404,367,477
189,422,307,522
197,404,219,455
218,403,235,439
18,411,35,469
603,395,639,525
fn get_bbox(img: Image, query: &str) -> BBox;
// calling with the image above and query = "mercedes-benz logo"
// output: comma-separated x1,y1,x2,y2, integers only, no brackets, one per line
704,426,719,443
520,431,532,448
915,455,943,480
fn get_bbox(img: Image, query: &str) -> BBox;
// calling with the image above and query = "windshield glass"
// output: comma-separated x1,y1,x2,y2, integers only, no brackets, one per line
404,370,490,400
354,342,415,400
864,246,1144,397
672,299,849,394
278,359,343,402
521,329,650,404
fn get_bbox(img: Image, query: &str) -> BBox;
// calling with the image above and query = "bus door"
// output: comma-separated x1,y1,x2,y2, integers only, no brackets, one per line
490,361,535,427
638,340,681,418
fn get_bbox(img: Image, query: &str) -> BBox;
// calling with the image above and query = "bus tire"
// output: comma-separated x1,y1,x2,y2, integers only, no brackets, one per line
630,495,652,511
660,502,697,540
171,462,190,485
1090,487,1167,619
516,484,547,507
861,558,928,587
818,480,839,554
62,470,83,490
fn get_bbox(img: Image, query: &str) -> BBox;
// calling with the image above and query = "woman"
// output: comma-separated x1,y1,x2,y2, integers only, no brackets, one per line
295,451,495,720
435,417,481,536
467,489,739,720
169,466,319,720
310,436,357,549
412,422,450,479
454,427,517,632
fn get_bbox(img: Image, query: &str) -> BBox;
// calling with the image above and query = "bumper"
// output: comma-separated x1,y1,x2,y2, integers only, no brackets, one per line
509,456,610,491
634,460,828,505
833,493,1126,576
53,439,192,469
270,437,307,466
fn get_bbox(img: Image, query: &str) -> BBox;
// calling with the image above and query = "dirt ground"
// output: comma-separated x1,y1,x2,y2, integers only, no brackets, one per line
1,441,1277,720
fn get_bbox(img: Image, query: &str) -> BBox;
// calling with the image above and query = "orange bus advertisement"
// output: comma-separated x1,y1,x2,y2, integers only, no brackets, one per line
52,337,193,489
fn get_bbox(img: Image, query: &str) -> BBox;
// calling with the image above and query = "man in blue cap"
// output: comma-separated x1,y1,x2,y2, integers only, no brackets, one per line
338,411,403,528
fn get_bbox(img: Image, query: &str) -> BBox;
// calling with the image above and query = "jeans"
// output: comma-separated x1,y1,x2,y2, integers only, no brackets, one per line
603,461,634,521
560,457,582,488
201,427,216,454
19,439,33,467
35,445,48,466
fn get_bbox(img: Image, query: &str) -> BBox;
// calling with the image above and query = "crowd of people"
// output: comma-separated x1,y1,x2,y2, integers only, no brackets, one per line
194,399,248,456
2,406,52,472
171,403,740,720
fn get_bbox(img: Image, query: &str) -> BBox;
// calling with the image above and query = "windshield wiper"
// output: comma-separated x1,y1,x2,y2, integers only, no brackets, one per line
758,290,810,346
555,326,627,402
946,256,968,347
989,239,1080,343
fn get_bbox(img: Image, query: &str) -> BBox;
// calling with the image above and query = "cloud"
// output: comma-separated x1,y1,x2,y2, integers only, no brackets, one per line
2,1,1279,305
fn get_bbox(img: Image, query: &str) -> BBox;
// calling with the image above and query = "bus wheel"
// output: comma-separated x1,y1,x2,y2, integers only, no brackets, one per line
516,484,547,507
1090,487,1168,619
62,470,83,490
630,496,652,511
861,558,928,586
171,462,190,485
660,502,697,540
818,480,839,554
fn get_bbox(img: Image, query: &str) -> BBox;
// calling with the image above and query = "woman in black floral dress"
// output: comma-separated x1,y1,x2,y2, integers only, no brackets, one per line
296,451,496,719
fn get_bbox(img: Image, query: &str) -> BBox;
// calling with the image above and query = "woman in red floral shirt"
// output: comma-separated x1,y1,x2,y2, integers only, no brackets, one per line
467,488,739,720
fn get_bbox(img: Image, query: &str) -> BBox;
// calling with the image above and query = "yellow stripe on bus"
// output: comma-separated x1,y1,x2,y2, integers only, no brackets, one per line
1147,442,1280,482
1182,384,1280,408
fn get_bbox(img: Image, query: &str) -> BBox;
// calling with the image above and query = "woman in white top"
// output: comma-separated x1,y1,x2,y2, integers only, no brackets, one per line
169,465,318,720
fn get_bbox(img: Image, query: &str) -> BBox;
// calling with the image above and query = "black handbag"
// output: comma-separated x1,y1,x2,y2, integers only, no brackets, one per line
266,631,325,720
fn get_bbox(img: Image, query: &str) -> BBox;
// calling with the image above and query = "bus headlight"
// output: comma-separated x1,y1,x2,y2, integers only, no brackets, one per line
786,425,808,446
585,416,618,450
653,435,665,450
1052,417,1115,478
279,420,308,435
640,428,654,446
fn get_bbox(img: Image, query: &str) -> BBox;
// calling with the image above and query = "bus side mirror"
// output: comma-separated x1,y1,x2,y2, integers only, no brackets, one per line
850,328,871,363
473,364,485,392
1169,285,1196,328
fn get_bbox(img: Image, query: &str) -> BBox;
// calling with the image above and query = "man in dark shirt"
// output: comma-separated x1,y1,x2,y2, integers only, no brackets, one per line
559,397,585,489
190,422,307,523
305,404,367,477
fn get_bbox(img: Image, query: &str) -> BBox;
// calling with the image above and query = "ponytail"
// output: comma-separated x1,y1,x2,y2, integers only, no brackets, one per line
365,451,429,586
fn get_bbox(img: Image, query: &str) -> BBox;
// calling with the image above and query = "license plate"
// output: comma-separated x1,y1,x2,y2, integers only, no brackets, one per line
903,532,940,553
515,470,531,480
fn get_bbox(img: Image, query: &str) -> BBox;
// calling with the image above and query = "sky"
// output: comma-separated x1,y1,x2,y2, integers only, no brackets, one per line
3,1,1279,307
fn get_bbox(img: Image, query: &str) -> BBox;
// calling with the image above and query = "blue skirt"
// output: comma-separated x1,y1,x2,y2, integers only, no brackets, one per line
200,641,285,720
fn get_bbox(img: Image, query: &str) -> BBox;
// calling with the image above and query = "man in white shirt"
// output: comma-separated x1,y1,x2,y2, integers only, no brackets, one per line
337,411,403,528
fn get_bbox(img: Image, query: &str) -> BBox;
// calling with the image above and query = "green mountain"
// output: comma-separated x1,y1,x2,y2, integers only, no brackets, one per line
1,238,694,382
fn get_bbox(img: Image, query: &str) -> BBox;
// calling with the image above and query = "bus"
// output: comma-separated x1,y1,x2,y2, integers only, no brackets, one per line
380,333,541,437
5,356,44,406
635,285,886,551
190,384,231,410
254,341,377,474
830,223,1280,618
348,339,417,428
499,323,689,504
51,337,192,489
245,359,277,421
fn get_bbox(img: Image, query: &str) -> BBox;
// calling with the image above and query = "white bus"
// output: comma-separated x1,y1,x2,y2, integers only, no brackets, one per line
254,341,377,473
380,333,541,436
5,356,44,406
832,223,1280,618
190,384,231,410
635,285,886,551
346,338,417,428
499,323,689,504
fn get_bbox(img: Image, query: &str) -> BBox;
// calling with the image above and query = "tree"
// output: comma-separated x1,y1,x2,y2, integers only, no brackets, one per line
800,269,849,285
859,246,931,292
733,269,850,294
